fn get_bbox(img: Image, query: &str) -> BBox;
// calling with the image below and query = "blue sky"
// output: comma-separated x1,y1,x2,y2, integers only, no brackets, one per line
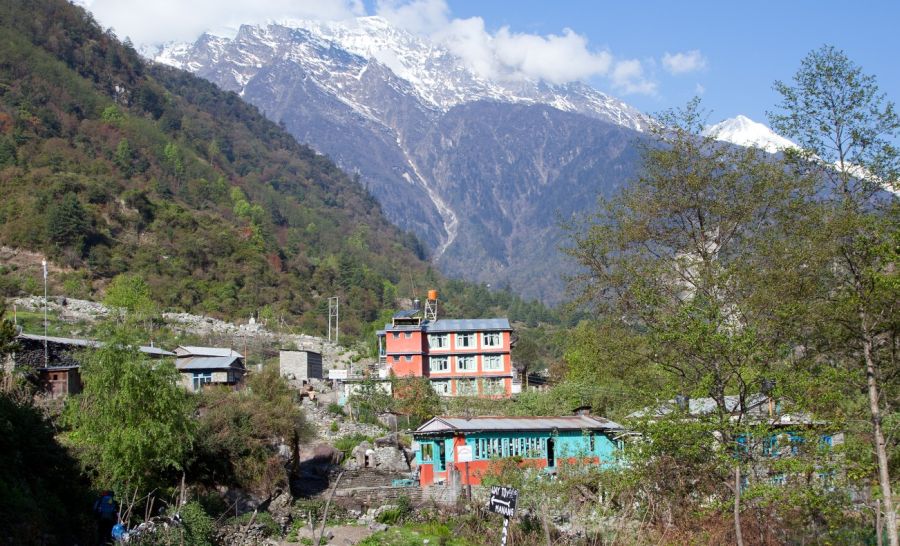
83,0,900,125
440,0,900,123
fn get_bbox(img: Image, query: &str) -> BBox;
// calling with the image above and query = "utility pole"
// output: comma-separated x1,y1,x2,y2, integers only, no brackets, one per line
42,259,48,367
327,296,339,344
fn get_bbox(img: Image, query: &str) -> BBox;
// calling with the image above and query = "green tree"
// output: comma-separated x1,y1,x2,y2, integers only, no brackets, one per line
103,273,155,319
190,367,313,495
0,306,17,360
47,192,89,253
566,99,811,544
770,45,900,546
392,376,441,425
63,325,194,523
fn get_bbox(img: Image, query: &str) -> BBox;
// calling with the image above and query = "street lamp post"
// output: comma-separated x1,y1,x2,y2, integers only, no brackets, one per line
42,259,48,367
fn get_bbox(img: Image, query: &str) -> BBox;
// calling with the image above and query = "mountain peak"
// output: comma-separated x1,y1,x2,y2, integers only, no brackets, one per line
152,16,647,131
704,115,797,154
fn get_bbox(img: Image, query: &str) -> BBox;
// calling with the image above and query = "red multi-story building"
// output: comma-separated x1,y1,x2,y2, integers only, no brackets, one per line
377,312,515,398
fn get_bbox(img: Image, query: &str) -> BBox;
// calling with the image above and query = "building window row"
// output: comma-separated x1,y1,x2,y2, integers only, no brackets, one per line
429,355,505,373
430,377,506,396
426,332,505,350
473,437,545,459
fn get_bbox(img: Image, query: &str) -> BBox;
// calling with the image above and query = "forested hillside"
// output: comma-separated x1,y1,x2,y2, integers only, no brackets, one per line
0,0,555,337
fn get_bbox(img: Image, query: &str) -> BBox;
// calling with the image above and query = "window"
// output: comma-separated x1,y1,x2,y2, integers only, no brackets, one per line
482,332,502,348
420,443,434,462
428,334,449,349
457,378,477,395
404,332,413,339
475,438,503,459
456,333,475,349
430,356,449,373
431,380,451,395
483,378,504,395
456,356,476,372
192,372,212,391
392,332,399,339
482,354,503,372
404,355,413,362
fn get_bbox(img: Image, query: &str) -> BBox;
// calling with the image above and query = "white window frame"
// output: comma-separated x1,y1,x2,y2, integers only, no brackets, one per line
456,378,477,396
429,356,449,373
428,333,449,349
455,333,475,349
482,331,502,348
482,354,503,372
456,355,476,372
192,372,212,391
432,380,451,395
404,331,413,339
483,377,504,395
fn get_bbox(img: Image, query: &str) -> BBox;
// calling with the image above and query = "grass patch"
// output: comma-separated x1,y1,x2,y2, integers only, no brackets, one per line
358,522,477,546
333,433,374,460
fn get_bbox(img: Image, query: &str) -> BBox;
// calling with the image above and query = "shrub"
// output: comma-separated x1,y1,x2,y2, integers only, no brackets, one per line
333,433,374,460
173,501,215,546
327,402,344,416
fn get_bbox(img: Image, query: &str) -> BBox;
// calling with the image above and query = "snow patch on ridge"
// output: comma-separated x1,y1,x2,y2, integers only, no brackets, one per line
704,115,797,153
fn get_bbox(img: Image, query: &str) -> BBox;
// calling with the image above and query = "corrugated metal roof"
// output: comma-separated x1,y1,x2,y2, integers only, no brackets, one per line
140,346,176,356
175,355,244,371
382,318,512,333
18,333,174,356
175,346,244,358
19,333,101,348
425,318,511,332
393,309,420,319
414,415,623,435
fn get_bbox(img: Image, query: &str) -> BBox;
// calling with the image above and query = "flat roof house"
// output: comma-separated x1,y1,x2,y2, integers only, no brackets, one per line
377,313,516,398
173,346,246,391
412,412,624,487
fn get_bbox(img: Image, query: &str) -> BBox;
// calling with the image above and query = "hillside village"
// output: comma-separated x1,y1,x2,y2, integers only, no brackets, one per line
0,0,897,545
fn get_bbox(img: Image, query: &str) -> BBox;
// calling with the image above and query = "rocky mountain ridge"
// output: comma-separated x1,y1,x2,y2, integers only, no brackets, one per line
151,17,649,303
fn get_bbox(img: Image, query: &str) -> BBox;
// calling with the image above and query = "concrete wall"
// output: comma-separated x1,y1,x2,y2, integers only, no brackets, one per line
280,350,323,382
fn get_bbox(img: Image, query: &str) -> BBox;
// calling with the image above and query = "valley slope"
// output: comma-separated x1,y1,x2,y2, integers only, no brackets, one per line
155,19,648,303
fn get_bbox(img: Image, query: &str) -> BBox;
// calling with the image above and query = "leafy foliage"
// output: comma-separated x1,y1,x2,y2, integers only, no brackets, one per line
0,389,92,544
189,367,314,495
62,325,194,508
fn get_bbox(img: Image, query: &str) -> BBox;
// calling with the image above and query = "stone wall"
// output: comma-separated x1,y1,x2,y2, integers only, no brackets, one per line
280,350,323,383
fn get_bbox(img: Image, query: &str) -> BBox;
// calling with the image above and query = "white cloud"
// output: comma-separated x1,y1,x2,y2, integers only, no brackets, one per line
662,50,707,75
82,0,657,93
84,0,363,45
376,0,449,35
610,59,657,95
695,83,706,95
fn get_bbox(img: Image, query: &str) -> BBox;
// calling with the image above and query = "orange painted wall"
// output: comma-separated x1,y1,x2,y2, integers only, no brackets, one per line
419,463,434,487
386,330,425,353
389,354,423,376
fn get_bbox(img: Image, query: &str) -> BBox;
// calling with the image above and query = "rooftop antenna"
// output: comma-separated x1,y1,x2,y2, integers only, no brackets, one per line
328,296,339,343
424,289,438,321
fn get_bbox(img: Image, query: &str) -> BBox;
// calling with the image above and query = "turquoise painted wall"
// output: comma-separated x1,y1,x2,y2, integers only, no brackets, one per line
415,430,621,467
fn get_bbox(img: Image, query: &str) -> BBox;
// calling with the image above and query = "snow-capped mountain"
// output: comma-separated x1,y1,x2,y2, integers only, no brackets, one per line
704,115,797,153
153,16,647,131
148,16,649,304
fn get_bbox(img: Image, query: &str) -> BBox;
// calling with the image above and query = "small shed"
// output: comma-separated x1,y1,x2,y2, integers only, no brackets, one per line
173,346,246,391
279,350,323,384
